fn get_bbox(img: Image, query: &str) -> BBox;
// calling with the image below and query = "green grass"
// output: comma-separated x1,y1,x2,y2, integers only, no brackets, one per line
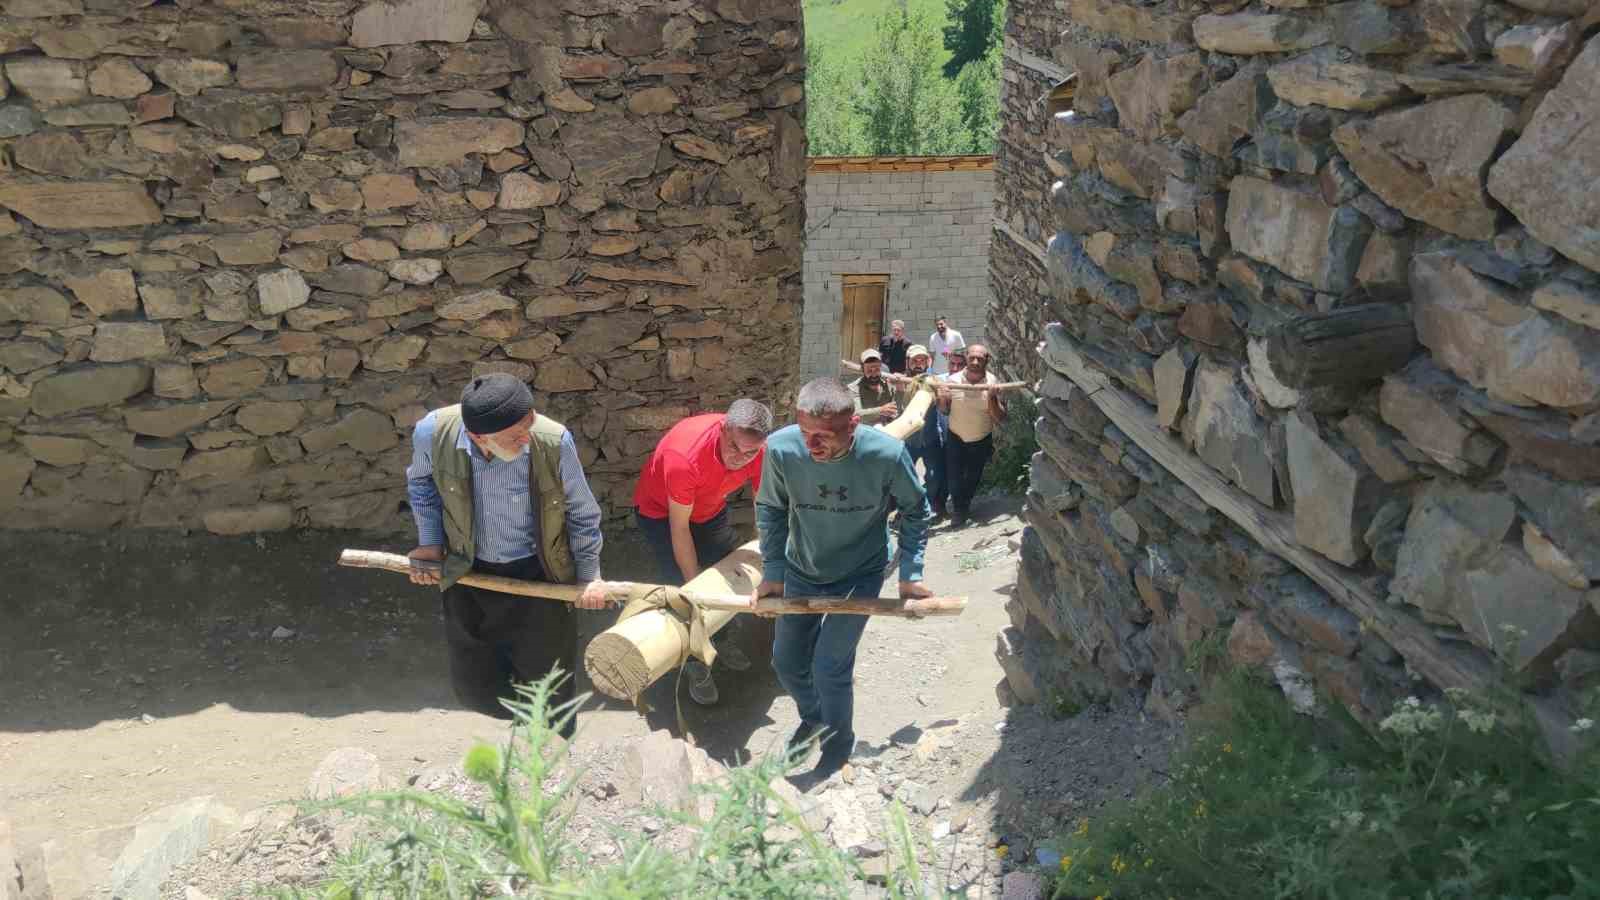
804,0,956,81
1040,672,1600,899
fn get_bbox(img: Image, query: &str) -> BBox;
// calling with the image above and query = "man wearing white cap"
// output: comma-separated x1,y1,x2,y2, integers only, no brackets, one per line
848,348,898,426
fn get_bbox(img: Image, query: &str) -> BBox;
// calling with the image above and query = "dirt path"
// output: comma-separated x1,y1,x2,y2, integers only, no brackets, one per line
2,494,1175,892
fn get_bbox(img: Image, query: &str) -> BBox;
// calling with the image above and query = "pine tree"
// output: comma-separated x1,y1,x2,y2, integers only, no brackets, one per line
941,0,1000,78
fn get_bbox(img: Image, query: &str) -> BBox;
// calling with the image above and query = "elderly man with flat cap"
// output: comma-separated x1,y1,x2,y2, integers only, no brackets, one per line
404,373,607,735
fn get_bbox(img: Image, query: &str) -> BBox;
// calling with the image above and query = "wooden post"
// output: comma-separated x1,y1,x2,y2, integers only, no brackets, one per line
1264,304,1416,389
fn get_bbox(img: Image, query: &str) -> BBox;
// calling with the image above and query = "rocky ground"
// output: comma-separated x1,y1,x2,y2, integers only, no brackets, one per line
4,493,1179,898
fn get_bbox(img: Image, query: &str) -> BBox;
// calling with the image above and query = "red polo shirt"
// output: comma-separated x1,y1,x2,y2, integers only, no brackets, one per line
633,413,764,523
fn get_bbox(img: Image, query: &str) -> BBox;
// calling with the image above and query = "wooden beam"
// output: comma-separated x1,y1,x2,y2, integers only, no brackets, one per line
807,155,996,175
1038,323,1497,697
992,219,1049,265
1002,40,1071,83
1265,304,1417,389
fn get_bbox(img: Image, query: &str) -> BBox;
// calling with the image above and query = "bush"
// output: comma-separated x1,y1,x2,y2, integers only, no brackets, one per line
980,391,1038,494
1041,671,1600,899
278,672,933,899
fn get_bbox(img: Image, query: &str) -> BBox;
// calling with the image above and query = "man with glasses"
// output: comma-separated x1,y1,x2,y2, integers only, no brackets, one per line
936,345,1006,528
633,399,774,705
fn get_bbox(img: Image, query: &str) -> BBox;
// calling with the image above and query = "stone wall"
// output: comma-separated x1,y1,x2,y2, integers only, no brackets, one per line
800,159,994,378
990,0,1600,735
0,0,805,534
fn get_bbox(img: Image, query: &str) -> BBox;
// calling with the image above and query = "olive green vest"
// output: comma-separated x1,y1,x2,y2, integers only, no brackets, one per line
429,405,576,590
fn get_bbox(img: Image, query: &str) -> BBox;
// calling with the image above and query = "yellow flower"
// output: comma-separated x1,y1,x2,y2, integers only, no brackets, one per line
1194,800,1208,819
994,845,1008,859
1144,858,1153,868
1075,818,1090,837
1111,854,1128,875
1060,855,1073,871
1222,742,1233,754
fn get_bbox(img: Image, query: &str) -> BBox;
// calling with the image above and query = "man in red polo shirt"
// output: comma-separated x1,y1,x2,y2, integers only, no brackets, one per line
633,398,774,705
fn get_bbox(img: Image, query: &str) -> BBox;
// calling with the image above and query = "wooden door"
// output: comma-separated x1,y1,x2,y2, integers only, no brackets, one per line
840,275,888,363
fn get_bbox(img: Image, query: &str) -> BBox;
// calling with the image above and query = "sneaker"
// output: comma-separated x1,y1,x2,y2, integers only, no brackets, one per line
685,659,719,706
715,643,752,672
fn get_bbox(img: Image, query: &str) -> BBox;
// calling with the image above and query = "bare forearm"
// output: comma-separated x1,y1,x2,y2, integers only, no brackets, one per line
668,522,701,583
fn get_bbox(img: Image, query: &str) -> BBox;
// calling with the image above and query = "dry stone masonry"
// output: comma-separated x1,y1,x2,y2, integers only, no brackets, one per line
990,0,1600,736
0,0,804,533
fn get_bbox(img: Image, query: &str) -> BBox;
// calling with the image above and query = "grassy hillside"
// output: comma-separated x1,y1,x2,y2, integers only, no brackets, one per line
803,0,956,77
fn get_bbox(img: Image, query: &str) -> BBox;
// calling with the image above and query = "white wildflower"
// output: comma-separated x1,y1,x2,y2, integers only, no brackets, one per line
1458,708,1497,735
1492,789,1510,805
1572,718,1594,734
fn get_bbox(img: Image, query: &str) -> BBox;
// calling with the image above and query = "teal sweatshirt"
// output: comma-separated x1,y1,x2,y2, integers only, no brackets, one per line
755,424,931,587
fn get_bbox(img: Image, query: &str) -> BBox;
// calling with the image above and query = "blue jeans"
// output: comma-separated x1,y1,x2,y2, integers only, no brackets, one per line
771,570,885,766
923,411,948,513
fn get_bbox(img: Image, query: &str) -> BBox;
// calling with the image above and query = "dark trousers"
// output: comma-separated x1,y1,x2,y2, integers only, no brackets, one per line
635,508,740,645
442,555,577,737
635,507,738,584
772,571,885,766
923,414,948,514
944,432,994,517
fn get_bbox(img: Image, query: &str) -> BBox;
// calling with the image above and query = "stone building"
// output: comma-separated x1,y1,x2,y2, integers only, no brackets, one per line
989,0,1600,739
800,155,994,377
0,0,805,534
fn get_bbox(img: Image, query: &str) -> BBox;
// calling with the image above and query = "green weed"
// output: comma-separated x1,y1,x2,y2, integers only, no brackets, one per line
1043,671,1600,899
273,671,937,899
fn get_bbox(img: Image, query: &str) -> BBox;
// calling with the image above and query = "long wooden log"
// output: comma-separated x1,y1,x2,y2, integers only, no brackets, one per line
583,540,965,701
584,542,761,702
337,548,963,617
881,377,936,442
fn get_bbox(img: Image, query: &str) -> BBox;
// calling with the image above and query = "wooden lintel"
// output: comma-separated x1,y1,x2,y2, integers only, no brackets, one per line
1038,323,1496,698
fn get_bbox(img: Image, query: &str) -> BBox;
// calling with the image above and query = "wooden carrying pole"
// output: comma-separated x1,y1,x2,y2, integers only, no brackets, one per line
839,359,1028,391
337,548,963,617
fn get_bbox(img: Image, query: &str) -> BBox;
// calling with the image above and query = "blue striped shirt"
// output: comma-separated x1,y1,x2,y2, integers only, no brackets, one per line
405,410,603,582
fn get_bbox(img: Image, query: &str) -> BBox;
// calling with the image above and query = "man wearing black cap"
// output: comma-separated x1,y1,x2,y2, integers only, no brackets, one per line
404,374,608,734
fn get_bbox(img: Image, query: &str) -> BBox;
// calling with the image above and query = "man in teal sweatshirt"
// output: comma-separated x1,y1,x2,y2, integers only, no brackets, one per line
755,377,933,785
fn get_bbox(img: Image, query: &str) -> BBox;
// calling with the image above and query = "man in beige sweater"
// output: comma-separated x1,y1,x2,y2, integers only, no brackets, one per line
936,344,1006,527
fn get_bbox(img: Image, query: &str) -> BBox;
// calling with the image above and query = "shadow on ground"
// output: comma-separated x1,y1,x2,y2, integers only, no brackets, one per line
0,526,784,756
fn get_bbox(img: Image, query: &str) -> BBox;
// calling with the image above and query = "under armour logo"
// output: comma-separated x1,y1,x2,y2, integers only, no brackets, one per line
818,484,848,502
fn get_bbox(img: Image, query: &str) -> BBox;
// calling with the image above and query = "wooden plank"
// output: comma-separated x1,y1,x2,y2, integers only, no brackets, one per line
806,155,996,174
842,273,891,285
1038,323,1497,697
992,219,1049,265
1002,41,1071,83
